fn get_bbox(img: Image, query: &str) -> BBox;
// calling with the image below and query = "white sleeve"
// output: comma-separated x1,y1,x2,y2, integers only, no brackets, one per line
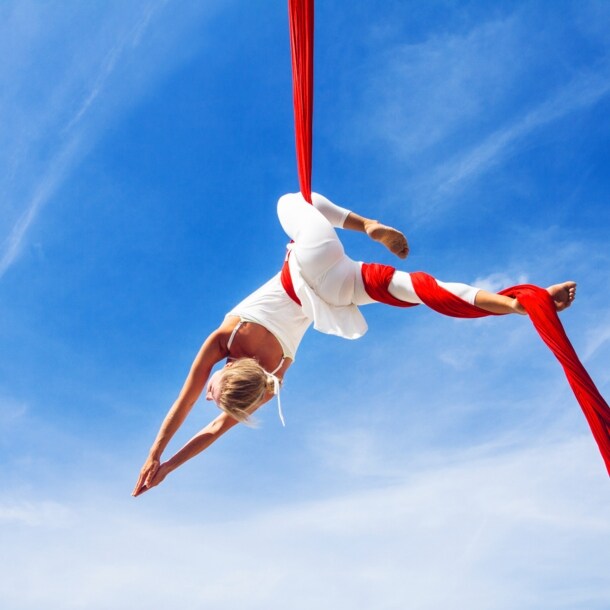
310,192,351,228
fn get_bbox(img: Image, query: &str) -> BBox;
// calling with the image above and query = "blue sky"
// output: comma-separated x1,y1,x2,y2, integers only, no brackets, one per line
1,1,610,608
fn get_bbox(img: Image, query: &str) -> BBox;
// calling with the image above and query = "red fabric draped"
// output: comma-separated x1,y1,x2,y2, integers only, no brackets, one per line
288,0,314,204
409,272,610,476
285,258,610,473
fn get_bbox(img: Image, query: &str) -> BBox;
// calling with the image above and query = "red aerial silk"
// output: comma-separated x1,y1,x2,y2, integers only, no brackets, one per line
286,3,610,475
288,0,314,203
410,271,610,475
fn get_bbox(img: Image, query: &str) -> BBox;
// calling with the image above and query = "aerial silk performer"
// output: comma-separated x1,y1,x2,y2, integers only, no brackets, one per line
133,189,580,496
132,1,609,496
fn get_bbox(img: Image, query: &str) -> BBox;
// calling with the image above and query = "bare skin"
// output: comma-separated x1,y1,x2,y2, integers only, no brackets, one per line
133,213,575,497
540,282,577,311
132,317,291,497
475,281,577,315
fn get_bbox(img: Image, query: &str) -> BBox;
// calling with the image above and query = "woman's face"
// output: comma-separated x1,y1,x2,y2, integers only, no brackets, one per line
205,362,233,403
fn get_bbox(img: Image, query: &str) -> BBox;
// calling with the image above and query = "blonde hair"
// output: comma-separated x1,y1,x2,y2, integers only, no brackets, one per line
217,358,276,424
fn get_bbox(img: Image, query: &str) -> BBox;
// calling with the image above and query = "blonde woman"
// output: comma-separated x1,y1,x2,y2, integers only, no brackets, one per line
132,193,575,496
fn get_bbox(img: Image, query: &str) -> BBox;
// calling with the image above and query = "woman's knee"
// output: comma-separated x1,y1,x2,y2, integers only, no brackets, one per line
277,192,338,245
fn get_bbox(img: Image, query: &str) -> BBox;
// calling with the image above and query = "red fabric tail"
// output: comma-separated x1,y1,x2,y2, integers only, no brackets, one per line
288,0,314,204
410,272,610,476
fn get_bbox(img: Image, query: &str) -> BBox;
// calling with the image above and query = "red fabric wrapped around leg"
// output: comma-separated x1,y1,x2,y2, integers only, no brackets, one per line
409,271,610,476
360,262,418,308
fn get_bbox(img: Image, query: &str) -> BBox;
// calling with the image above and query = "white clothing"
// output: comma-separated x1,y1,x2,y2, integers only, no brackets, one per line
227,191,480,358
278,192,371,339
226,319,287,375
227,273,310,361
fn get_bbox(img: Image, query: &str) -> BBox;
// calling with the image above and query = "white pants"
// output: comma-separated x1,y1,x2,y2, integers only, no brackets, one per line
277,192,479,307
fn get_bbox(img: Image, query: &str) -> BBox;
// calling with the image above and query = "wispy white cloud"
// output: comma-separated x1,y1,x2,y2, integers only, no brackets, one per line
61,2,166,135
0,395,28,427
583,316,610,361
1,436,609,610
0,136,80,276
0,0,218,278
343,7,610,223
421,63,610,215
0,4,157,277
0,500,73,528
355,16,527,158
470,271,530,292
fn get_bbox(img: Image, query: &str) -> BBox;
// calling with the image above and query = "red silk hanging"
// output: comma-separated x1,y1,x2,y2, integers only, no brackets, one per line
360,265,610,474
288,0,314,203
409,272,610,476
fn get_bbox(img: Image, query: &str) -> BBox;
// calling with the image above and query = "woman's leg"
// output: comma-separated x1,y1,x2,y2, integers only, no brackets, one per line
310,192,351,228
277,193,345,279
389,271,480,306
389,270,520,313
354,264,576,314
277,193,360,305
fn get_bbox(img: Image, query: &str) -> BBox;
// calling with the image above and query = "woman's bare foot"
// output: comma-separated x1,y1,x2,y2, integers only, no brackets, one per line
364,220,410,259
547,281,577,312
512,281,577,314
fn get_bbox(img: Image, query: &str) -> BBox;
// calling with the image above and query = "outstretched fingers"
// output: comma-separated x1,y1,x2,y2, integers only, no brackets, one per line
132,474,148,497
132,457,160,497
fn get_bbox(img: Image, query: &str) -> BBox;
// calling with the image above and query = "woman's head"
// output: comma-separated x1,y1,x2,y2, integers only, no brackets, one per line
207,358,275,423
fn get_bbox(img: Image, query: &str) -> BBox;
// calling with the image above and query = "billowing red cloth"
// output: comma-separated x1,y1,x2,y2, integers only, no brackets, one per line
288,0,314,204
409,271,610,476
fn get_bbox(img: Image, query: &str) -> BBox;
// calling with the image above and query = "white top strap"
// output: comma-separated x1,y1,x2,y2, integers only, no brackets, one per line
227,321,243,351
268,357,286,376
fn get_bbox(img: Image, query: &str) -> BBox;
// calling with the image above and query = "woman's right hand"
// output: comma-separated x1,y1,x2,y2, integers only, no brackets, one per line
132,456,161,497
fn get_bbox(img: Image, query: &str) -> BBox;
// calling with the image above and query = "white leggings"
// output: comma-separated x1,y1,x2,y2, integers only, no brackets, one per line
277,192,480,307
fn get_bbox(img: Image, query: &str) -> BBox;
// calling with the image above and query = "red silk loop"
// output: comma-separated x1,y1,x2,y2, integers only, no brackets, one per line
288,0,314,204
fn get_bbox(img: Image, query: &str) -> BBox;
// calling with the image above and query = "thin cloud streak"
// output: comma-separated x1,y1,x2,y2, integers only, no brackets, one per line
583,319,610,361
0,137,80,277
417,62,610,220
62,3,165,134
1,437,609,610
0,1,173,278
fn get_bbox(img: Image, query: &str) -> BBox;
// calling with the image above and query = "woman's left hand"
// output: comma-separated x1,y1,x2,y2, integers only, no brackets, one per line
132,462,170,496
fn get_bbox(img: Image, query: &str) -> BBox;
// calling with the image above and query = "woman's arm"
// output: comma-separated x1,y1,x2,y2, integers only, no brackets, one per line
132,411,239,495
134,393,273,495
132,328,227,496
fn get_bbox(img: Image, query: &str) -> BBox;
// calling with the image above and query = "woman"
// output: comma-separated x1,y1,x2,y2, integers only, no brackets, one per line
132,192,576,496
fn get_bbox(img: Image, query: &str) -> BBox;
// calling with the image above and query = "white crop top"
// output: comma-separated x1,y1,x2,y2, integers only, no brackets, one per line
226,272,311,360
